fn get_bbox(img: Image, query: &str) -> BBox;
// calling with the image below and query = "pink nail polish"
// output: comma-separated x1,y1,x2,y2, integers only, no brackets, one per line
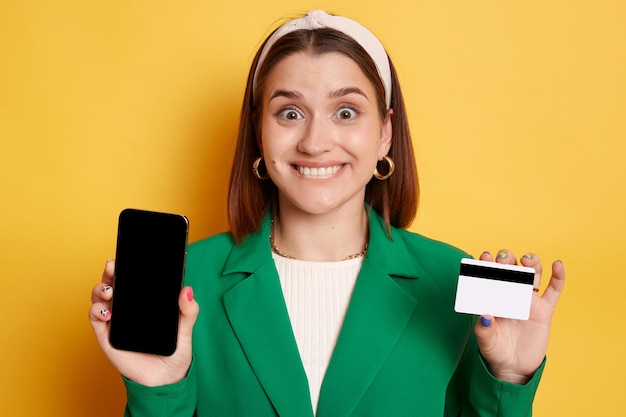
100,309,111,318
187,287,194,302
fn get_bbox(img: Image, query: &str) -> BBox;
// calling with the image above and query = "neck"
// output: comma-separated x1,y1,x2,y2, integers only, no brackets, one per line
271,205,369,262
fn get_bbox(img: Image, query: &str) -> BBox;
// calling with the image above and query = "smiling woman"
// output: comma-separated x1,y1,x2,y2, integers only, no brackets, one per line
231,21,419,243
88,9,566,417
259,51,392,245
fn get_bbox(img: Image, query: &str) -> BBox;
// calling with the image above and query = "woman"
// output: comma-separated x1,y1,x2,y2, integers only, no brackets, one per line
90,10,565,416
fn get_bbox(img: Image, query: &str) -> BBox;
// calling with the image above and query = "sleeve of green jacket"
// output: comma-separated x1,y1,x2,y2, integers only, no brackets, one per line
445,327,546,417
123,360,198,417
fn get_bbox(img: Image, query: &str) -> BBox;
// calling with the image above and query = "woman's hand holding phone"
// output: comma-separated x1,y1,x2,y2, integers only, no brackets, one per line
89,259,200,386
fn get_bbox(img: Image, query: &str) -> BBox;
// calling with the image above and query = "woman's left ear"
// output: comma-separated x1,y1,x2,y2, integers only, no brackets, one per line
379,109,393,158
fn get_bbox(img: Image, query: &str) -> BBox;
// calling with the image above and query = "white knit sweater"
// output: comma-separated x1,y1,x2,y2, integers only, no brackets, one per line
272,253,363,414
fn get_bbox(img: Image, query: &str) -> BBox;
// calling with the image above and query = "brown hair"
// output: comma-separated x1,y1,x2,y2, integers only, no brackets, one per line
227,26,419,242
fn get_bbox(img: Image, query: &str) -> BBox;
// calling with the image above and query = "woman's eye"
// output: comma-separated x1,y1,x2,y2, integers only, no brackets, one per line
278,109,303,120
337,107,358,120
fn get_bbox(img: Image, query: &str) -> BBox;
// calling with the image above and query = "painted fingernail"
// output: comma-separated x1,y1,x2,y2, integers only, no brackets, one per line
101,285,112,293
480,316,492,327
100,308,111,318
187,287,194,302
497,252,507,259
523,253,533,260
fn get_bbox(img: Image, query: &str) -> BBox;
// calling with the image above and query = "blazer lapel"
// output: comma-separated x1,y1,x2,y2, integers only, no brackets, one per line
222,217,314,417
316,212,420,417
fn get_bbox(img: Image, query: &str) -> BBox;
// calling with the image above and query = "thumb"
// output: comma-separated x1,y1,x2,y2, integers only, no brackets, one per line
178,286,199,342
474,315,498,354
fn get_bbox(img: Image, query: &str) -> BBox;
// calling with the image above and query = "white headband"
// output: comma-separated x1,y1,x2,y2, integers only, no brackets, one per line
252,10,392,109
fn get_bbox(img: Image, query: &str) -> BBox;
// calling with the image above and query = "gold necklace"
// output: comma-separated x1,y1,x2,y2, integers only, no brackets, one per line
269,220,368,261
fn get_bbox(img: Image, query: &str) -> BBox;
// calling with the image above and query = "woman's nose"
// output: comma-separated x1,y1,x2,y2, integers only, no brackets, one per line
297,116,334,155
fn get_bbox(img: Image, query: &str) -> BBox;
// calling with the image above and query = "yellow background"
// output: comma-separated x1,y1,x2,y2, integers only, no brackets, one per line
1,1,624,415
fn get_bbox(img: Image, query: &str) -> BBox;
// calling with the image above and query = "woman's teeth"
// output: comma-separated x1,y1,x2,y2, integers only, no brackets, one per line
297,165,342,177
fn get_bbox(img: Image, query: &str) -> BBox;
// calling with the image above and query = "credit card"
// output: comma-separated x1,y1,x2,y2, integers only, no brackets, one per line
454,258,535,320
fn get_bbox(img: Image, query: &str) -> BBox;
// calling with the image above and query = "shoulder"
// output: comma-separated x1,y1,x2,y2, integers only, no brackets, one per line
368,209,470,278
396,227,469,263
369,208,468,266
368,210,470,286
185,232,236,280
188,231,235,255
398,227,469,273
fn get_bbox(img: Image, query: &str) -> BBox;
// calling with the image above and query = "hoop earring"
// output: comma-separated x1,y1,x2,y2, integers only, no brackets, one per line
374,155,395,180
252,157,270,180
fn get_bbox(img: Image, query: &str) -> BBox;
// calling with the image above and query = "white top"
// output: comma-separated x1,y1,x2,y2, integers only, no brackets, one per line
272,253,363,414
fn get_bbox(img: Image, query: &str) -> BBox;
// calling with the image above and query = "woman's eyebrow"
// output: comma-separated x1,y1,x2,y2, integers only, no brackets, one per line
330,87,369,100
269,89,302,101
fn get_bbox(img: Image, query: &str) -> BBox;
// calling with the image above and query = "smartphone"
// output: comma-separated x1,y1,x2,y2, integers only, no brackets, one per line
109,208,189,356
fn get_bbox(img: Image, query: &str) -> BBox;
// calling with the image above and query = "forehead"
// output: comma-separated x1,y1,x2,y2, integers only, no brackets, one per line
263,51,375,93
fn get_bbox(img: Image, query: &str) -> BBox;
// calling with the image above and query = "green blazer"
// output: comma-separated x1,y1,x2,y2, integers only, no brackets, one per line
124,210,544,417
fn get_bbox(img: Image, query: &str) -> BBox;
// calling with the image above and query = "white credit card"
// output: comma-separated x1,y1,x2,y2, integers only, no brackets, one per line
454,258,535,320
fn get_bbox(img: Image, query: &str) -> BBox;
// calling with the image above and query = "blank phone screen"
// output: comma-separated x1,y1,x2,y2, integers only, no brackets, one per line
109,208,188,356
